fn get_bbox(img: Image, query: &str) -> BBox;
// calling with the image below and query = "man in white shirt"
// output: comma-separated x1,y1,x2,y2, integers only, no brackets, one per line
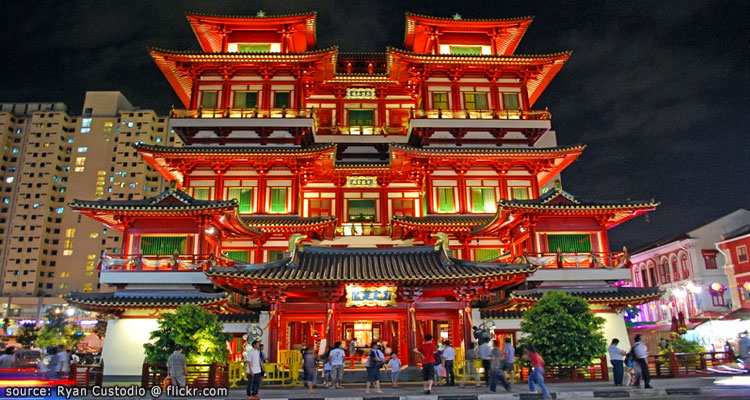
631,335,652,389
441,340,456,386
56,346,70,377
0,347,15,369
608,338,626,386
246,340,262,399
328,341,346,389
477,340,493,386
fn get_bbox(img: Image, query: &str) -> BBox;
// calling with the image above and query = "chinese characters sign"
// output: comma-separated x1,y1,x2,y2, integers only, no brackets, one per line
345,176,378,188
346,88,376,99
346,285,397,307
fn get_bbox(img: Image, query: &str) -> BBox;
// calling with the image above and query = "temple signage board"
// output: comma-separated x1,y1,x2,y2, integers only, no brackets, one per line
345,88,376,99
346,285,397,307
345,176,378,188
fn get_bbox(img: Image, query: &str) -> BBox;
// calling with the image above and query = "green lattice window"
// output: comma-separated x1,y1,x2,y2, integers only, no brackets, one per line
451,46,482,55
546,234,592,253
269,188,288,213
475,248,500,262
437,188,455,212
502,93,520,110
471,188,496,212
348,110,374,127
225,250,249,263
274,91,290,108
268,250,285,261
228,188,253,213
432,92,449,110
234,91,257,108
201,91,217,108
348,199,376,222
238,44,271,53
464,93,488,110
140,236,187,255
511,187,529,200
192,187,210,201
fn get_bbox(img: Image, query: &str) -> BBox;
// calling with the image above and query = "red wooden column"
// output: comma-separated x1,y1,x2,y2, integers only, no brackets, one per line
262,287,288,363
399,287,423,367
321,286,344,348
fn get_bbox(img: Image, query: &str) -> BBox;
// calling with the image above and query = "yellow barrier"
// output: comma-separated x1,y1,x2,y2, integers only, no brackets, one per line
227,361,245,388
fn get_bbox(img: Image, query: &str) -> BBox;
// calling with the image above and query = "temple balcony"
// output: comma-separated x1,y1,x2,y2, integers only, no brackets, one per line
519,251,633,282
335,223,391,236
98,253,227,285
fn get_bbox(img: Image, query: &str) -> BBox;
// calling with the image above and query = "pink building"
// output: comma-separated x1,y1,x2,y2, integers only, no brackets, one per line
716,224,750,310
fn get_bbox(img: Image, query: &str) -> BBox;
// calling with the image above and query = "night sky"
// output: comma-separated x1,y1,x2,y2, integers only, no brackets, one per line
1,1,747,250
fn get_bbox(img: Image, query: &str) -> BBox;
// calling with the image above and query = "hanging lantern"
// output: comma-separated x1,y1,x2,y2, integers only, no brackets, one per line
710,282,725,292
743,282,750,291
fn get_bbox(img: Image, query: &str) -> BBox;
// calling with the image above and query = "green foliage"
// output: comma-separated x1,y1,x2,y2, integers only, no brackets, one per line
15,324,39,348
520,291,607,366
670,337,705,353
143,305,231,365
35,310,82,349
93,314,108,339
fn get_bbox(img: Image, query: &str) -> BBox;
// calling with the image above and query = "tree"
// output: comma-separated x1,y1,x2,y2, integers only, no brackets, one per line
35,309,82,349
143,305,231,365
520,291,606,366
15,324,39,348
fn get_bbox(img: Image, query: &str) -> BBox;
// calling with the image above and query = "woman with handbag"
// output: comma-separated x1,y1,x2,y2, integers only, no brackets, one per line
365,342,384,394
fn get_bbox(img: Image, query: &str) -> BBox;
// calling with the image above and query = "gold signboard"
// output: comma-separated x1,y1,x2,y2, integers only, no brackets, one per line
346,88,376,99
345,176,378,188
346,285,397,307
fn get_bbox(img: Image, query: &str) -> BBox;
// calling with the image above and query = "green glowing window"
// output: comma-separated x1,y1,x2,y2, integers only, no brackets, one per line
547,234,592,253
234,91,257,108
432,92,449,110
464,93,488,110
269,188,287,213
192,187,210,201
228,188,253,213
451,46,481,55
225,250,249,263
348,110,374,127
511,187,529,200
348,199,376,222
502,93,520,110
437,188,455,213
274,92,290,108
475,248,500,262
201,91,218,108
268,250,285,261
238,44,271,53
140,236,186,255
471,188,496,212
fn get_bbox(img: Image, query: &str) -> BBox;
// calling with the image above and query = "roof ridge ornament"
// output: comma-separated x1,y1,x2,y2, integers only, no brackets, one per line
256,10,266,18
553,179,562,191
431,232,451,261
287,233,307,268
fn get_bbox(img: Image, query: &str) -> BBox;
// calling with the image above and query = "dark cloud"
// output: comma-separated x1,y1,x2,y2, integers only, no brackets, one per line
0,0,747,249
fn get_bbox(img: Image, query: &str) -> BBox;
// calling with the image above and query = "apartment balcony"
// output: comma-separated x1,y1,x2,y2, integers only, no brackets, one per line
521,251,633,282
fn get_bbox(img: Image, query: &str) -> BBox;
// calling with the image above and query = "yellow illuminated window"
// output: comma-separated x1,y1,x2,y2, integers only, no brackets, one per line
89,232,99,239
59,283,67,289
63,250,73,256
65,228,76,238
74,157,86,172
83,283,93,292
87,254,96,260
60,272,70,278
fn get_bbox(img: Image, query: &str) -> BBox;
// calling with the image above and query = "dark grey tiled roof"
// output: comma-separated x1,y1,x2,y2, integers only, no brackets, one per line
216,313,260,323
242,215,336,227
512,286,662,303
70,188,236,211
392,214,493,227
498,188,658,209
207,245,533,283
65,291,227,308
479,310,526,319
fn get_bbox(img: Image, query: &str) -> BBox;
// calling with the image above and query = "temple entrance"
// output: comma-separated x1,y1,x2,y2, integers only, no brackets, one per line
286,320,325,351
341,320,401,357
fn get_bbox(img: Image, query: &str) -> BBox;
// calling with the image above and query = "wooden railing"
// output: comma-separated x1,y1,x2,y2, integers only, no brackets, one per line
141,363,228,389
517,356,609,383
314,125,409,136
101,254,229,272
172,108,314,119
648,351,736,378
413,108,551,120
524,251,628,269
69,363,103,387
336,223,391,236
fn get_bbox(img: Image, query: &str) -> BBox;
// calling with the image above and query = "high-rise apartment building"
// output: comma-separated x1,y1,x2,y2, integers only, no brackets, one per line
0,92,177,319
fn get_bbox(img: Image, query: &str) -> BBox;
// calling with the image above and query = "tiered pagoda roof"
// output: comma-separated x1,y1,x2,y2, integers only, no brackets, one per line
511,286,663,308
207,245,534,287
64,291,229,315
240,215,337,240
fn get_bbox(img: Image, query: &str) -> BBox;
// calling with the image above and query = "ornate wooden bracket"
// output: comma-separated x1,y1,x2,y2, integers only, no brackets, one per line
398,286,423,302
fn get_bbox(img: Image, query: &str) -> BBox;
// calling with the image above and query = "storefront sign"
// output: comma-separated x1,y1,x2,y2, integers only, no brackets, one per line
346,285,397,307
346,88,376,99
345,176,378,188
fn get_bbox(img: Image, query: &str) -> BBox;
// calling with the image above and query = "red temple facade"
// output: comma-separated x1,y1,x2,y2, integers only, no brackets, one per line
66,11,661,377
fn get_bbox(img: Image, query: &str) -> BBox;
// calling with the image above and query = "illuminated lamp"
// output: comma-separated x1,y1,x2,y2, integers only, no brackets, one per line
710,282,725,292
205,227,216,235
673,288,687,299
660,304,668,310
743,282,750,292
650,303,657,310
65,308,75,317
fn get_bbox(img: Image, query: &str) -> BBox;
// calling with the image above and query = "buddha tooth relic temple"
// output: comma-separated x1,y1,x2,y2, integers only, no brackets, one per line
65,11,662,378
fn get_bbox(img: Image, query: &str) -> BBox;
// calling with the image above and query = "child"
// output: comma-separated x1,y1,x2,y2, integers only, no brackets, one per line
387,352,402,387
323,359,332,388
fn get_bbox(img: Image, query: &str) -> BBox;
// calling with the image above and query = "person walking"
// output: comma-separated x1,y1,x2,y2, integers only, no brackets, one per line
166,345,187,388
631,335,652,389
442,340,456,386
328,341,346,389
524,345,551,399
477,338,493,386
246,340,263,399
738,331,750,362
56,346,71,378
433,346,443,385
303,346,317,394
460,342,481,388
365,342,384,394
608,338,626,386
502,338,515,384
387,352,401,387
489,340,511,392
413,334,437,394
323,357,332,388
